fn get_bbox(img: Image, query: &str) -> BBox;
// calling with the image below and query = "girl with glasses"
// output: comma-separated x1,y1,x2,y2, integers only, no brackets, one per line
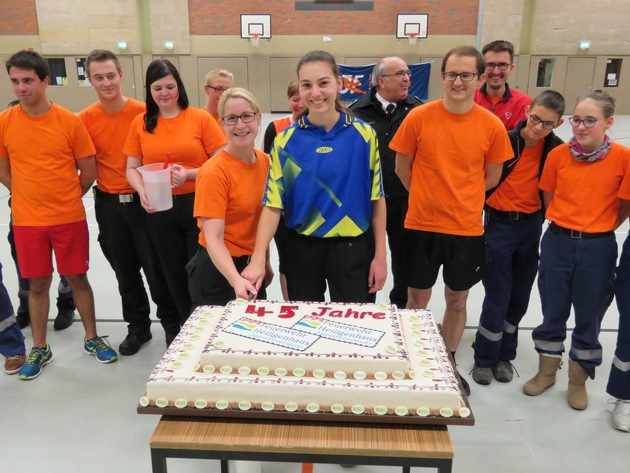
243,50,387,303
526,91,630,412
187,88,271,307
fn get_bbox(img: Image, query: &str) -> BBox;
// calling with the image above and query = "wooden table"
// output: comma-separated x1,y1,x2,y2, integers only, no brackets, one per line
149,416,454,473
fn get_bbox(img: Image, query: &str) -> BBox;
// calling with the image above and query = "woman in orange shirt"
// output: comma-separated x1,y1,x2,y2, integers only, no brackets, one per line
188,88,271,307
525,91,630,411
125,60,225,343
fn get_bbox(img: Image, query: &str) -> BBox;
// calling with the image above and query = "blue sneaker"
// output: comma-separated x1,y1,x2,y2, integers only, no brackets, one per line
18,344,54,380
84,336,118,363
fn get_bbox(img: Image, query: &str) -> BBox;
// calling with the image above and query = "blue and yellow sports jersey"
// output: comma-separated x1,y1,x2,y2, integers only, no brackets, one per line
263,112,383,238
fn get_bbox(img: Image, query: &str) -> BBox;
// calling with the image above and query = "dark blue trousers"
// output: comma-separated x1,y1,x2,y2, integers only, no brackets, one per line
0,262,25,358
533,227,617,378
607,232,630,399
473,212,543,367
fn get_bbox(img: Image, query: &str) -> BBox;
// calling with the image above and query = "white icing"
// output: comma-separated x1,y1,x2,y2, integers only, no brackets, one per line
146,304,464,417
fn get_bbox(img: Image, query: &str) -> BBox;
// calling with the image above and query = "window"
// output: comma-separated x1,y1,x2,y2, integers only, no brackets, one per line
536,59,554,88
75,58,91,86
604,58,622,87
47,58,67,86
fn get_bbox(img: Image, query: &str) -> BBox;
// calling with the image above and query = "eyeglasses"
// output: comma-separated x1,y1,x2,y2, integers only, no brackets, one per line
442,72,479,82
568,116,601,128
206,85,229,94
486,62,511,71
221,112,257,126
529,114,556,130
382,70,412,79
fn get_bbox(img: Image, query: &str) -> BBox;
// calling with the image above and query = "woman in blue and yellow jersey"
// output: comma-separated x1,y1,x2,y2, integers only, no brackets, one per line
243,50,387,302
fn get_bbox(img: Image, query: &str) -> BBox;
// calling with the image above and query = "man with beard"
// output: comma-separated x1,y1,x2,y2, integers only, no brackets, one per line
474,40,532,130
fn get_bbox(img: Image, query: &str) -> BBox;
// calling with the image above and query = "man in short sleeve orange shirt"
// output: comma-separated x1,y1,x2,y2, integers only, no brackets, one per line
80,49,179,356
391,46,512,394
0,50,117,380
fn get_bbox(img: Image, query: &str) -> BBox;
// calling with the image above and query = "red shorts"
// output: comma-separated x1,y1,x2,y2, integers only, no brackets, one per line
13,221,90,278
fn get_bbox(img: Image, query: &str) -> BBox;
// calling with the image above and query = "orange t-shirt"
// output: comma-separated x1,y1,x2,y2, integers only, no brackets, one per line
79,98,145,194
390,99,513,236
487,140,544,213
194,148,270,256
0,103,96,226
123,107,225,194
540,142,630,232
203,108,226,138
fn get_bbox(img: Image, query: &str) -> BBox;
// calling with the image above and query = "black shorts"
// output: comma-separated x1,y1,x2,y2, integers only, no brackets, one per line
403,229,485,292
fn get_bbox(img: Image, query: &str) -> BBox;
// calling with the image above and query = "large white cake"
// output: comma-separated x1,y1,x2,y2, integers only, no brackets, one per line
141,300,469,419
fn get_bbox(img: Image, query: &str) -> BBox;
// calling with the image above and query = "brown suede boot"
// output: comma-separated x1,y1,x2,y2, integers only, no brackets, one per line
523,354,561,396
567,360,589,410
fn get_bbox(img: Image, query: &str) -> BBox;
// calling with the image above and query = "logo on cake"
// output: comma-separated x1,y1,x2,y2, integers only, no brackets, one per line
232,319,262,331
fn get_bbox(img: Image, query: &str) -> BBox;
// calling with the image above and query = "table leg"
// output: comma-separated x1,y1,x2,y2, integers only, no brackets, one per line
151,449,167,473
221,459,229,473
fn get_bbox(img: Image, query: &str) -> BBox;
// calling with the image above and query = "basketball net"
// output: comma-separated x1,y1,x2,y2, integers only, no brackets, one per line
250,33,261,47
407,32,419,45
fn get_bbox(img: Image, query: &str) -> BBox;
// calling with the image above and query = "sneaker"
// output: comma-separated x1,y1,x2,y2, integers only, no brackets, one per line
493,360,514,383
84,336,118,363
4,354,26,375
612,399,630,432
18,345,54,380
54,308,75,331
471,364,493,385
16,312,30,329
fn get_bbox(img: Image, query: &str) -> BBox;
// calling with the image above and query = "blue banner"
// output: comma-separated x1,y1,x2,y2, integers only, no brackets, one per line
339,61,432,101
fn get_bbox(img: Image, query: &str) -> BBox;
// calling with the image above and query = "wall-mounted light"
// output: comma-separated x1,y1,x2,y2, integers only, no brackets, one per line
164,41,175,50
578,41,591,50
117,41,128,50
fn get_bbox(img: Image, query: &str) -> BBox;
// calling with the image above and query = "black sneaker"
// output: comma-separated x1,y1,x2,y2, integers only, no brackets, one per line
16,312,30,329
53,308,75,331
119,332,153,356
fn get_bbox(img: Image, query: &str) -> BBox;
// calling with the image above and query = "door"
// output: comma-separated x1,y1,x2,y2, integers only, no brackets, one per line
563,57,596,104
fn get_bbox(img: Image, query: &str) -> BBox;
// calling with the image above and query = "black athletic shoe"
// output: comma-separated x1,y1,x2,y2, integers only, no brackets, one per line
53,308,75,331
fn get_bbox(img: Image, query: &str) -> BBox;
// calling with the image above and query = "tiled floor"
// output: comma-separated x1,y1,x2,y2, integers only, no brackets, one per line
1,113,629,473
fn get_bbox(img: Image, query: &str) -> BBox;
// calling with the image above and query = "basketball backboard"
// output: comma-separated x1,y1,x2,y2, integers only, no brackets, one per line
240,14,272,40
396,14,429,40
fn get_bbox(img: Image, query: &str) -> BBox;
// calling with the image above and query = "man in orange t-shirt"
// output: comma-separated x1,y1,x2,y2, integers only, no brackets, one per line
80,49,179,356
0,50,117,380
391,46,512,395
472,90,565,386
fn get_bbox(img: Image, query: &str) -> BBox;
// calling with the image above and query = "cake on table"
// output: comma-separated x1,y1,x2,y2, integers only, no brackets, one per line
140,300,470,421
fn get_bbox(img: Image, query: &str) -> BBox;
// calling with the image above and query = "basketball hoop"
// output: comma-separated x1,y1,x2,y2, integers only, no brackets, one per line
407,32,419,45
250,33,261,47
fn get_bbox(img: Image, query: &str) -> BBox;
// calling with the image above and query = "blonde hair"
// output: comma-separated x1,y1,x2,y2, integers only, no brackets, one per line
205,69,234,86
218,87,261,118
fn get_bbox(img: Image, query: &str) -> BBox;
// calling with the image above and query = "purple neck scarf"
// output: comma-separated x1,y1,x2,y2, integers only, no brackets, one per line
569,134,612,162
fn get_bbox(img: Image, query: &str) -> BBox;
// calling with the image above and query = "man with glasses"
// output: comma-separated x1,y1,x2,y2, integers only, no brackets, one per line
472,90,565,387
349,57,422,308
391,46,512,395
474,40,532,130
203,69,234,128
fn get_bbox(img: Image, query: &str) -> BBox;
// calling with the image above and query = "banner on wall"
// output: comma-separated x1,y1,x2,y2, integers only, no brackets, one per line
339,61,432,102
